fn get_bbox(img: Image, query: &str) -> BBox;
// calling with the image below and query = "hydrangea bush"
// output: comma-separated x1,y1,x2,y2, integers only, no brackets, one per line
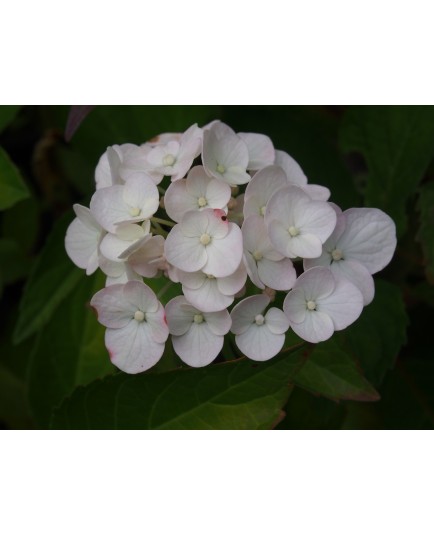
65,120,397,373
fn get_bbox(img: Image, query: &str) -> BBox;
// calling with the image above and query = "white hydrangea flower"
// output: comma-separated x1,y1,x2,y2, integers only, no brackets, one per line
303,207,397,305
128,235,166,278
283,266,364,343
146,123,202,181
242,215,296,291
202,123,251,185
91,281,169,373
165,296,231,367
164,165,231,223
243,165,287,219
95,144,164,189
177,262,247,312
265,185,337,258
90,174,159,233
230,295,289,361
164,208,243,277
65,204,104,275
238,132,275,170
274,149,330,201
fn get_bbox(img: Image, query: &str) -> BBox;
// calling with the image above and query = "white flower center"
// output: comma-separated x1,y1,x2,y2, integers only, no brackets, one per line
254,314,265,326
260,205,266,216
306,300,316,311
163,154,176,166
253,249,263,261
331,248,343,261
193,314,204,324
134,310,146,322
197,196,208,208
200,233,211,245
288,226,299,237
129,206,141,217
216,163,226,174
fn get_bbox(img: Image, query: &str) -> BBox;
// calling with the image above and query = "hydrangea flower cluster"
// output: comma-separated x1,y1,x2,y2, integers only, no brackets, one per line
65,120,397,373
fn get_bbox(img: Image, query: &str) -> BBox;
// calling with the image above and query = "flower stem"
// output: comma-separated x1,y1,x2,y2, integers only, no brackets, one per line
151,216,175,228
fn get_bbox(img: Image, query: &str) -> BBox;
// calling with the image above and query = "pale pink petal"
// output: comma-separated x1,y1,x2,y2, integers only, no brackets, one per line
164,179,198,223
90,185,129,233
294,200,337,243
282,288,307,324
257,257,296,291
302,184,331,201
165,296,195,336
244,165,287,218
203,309,232,336
205,179,232,210
183,279,234,312
90,285,136,328
202,224,243,277
338,208,397,274
235,325,285,361
317,277,364,331
106,321,165,374
123,280,159,313
289,309,335,343
129,235,165,278
122,173,159,219
274,149,307,186
238,132,275,170
264,307,290,335
164,225,207,272
216,262,247,296
172,323,223,367
65,217,101,275
185,165,210,196
230,295,270,335
146,303,169,343
244,252,264,289
177,270,207,290
292,266,335,301
330,259,375,305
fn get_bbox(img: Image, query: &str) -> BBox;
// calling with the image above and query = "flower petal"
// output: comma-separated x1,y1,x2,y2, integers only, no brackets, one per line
106,320,165,373
238,132,275,170
65,216,101,275
172,323,223,367
230,295,270,335
164,225,207,272
164,179,198,223
317,277,364,330
257,257,296,291
235,325,285,361
330,258,375,305
90,284,136,328
183,278,234,312
264,307,290,334
165,296,195,336
203,309,232,335
202,223,243,277
274,150,307,186
289,309,334,343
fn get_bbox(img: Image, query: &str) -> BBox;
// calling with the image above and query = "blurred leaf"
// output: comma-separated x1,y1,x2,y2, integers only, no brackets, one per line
13,211,82,344
64,105,95,141
51,345,305,430
29,271,115,427
0,105,21,133
292,340,380,402
70,105,220,166
0,363,31,429
0,146,30,210
2,196,40,254
340,105,434,235
380,360,434,429
277,386,345,429
222,106,359,209
417,182,434,283
340,401,382,430
0,238,31,285
339,280,408,387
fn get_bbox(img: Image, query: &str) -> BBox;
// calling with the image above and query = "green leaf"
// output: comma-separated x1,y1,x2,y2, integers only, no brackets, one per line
50,345,305,430
0,363,31,429
338,280,408,387
13,211,82,344
29,271,115,427
340,105,434,235
0,238,31,286
0,146,30,211
417,182,434,283
0,105,21,133
380,360,434,429
292,340,380,402
277,386,346,429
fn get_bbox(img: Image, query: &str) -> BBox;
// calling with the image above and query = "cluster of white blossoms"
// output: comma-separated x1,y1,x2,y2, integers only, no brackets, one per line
65,120,397,374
